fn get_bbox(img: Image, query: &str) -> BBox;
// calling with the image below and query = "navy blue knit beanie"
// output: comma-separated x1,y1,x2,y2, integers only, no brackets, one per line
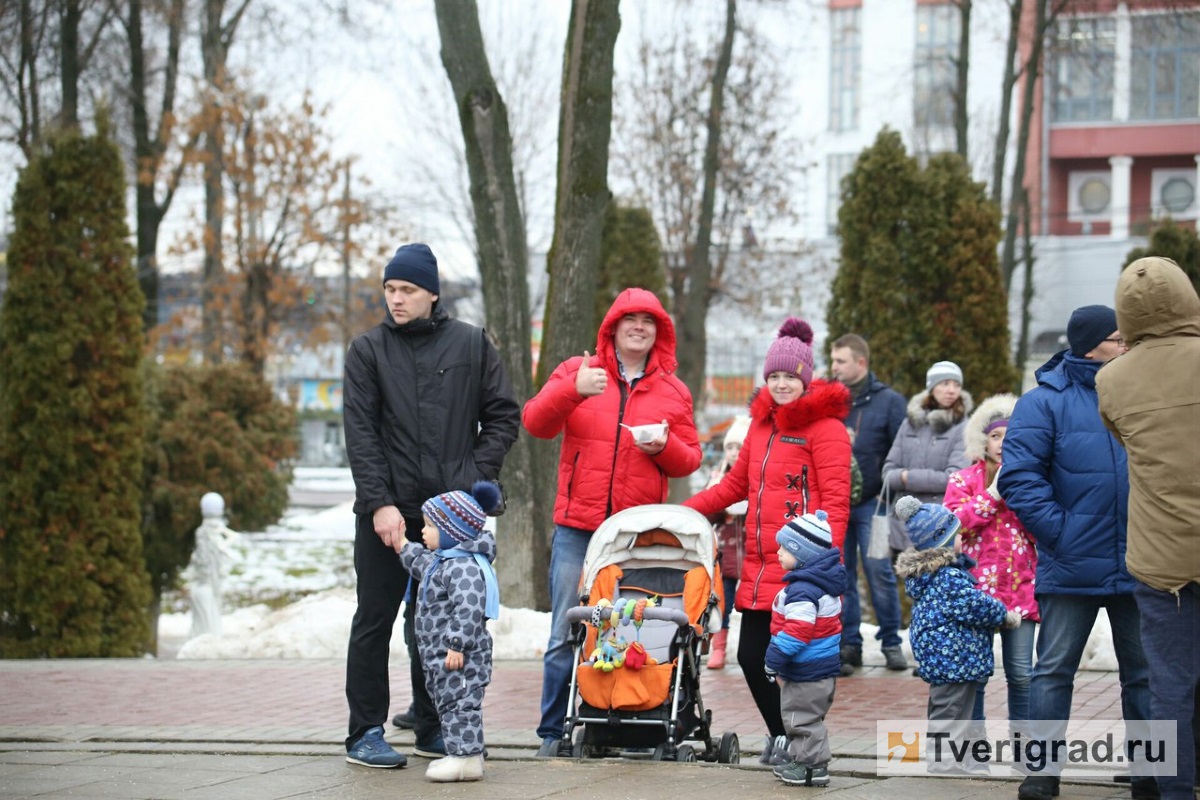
1066,304,1116,357
383,243,440,295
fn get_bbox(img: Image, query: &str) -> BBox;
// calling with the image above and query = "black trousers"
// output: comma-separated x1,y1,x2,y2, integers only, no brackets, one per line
345,512,440,749
737,608,786,738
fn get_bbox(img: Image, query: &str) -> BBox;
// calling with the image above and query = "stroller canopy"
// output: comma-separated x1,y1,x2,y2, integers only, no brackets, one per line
578,504,716,596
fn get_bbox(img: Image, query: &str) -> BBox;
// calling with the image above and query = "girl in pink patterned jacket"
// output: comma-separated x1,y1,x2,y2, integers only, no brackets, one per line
943,393,1038,723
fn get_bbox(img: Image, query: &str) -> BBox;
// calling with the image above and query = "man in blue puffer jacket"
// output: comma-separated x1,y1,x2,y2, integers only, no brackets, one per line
998,305,1155,800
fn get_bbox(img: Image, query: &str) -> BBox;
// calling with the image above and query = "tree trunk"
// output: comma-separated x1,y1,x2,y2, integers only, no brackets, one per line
434,0,555,609
954,0,971,159
127,0,185,334
537,0,620,387
1001,0,1047,291
17,0,43,155
991,0,1021,205
59,0,80,131
676,0,735,414
200,0,228,362
1016,187,1036,389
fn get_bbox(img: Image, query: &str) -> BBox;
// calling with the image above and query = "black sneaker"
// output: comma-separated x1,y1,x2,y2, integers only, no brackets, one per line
1017,776,1061,800
1130,777,1160,800
882,646,908,671
391,705,415,729
839,644,862,667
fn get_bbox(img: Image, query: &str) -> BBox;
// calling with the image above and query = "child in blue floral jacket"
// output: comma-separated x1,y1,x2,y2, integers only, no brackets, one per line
892,496,1021,771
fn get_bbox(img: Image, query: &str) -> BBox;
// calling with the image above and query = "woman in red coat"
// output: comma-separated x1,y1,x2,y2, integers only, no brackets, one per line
685,318,852,765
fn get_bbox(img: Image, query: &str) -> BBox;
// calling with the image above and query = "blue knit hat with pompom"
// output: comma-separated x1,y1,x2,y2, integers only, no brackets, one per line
776,510,833,566
422,481,501,550
895,495,960,551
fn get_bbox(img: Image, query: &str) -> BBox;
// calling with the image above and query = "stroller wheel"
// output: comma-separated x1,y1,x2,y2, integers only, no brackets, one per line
651,744,668,762
675,744,697,762
717,731,740,764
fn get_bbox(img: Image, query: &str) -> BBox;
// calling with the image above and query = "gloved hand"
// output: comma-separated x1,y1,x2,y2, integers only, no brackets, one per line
764,666,778,684
1004,610,1023,629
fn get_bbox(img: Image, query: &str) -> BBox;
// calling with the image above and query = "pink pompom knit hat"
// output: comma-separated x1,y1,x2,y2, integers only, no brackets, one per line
762,317,815,387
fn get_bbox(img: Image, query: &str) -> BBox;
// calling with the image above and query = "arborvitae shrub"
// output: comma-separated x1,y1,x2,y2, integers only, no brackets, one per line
1,129,153,657
827,129,1018,400
595,203,669,334
142,362,298,602
1123,217,1200,297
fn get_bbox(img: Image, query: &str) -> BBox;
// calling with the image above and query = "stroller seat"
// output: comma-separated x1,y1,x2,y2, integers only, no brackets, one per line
556,505,739,763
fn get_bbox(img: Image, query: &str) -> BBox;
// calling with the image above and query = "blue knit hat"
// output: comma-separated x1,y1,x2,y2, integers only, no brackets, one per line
894,495,960,551
1067,304,1117,356
775,510,833,566
422,482,501,550
383,243,440,295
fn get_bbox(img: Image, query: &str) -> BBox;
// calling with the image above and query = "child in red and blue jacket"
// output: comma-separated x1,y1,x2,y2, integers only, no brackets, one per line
764,510,848,788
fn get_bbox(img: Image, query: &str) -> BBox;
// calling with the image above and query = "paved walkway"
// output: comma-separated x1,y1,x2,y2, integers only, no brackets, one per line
0,658,1139,799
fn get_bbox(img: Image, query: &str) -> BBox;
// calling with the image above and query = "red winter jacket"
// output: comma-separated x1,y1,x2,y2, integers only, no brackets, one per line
685,380,852,611
523,288,702,531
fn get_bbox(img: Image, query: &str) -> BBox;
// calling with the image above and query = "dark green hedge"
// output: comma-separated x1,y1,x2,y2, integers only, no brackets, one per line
1,129,153,657
827,128,1018,400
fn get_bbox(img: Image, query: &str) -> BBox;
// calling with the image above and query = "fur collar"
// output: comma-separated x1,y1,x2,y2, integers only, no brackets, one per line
750,379,850,430
963,392,1017,462
894,546,962,580
905,389,974,433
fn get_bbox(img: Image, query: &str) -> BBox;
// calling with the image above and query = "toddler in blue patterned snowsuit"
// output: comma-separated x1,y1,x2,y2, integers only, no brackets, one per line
892,495,1020,774
400,481,502,783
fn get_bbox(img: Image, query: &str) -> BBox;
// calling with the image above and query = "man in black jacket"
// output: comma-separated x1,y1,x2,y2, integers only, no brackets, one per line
341,243,520,768
830,334,908,674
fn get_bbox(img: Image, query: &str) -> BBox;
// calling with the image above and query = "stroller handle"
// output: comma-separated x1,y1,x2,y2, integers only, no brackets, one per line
566,605,692,628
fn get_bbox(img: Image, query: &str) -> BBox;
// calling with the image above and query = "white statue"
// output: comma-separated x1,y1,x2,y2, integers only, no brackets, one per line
184,492,239,639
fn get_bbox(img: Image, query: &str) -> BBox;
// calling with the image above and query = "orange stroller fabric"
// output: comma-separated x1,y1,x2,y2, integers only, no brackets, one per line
575,529,723,712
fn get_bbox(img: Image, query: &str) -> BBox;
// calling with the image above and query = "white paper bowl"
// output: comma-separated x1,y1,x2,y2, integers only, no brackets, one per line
626,423,667,444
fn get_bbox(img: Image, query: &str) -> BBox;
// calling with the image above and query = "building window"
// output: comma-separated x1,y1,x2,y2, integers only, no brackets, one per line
826,153,858,235
829,8,861,132
1130,13,1200,121
914,3,959,130
1049,17,1115,122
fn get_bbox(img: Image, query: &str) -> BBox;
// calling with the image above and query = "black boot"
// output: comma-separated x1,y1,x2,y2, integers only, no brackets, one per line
1130,777,1160,800
1017,776,1060,800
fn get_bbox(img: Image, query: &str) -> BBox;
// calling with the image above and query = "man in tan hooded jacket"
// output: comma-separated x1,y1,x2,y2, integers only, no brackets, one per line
1097,255,1200,800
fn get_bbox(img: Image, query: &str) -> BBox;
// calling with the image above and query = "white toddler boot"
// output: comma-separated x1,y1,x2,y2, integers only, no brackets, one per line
425,753,484,782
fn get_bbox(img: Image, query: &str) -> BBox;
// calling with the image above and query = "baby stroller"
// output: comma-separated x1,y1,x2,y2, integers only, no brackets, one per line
548,504,740,763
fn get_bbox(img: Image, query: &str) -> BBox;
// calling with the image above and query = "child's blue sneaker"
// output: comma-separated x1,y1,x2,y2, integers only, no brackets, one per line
346,726,407,768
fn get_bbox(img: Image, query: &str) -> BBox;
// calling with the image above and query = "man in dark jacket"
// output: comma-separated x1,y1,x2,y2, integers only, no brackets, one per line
829,334,907,673
341,243,519,769
999,305,1154,800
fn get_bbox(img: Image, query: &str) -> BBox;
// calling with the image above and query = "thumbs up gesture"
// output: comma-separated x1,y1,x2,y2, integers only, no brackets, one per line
575,350,608,397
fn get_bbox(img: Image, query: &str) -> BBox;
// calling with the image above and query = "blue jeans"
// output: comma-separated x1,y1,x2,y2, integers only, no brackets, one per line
536,525,591,741
972,618,1035,721
1026,593,1150,766
840,499,902,649
1134,581,1199,800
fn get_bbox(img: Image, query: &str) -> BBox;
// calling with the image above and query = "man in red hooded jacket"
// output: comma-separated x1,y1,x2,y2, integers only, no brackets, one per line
524,288,702,756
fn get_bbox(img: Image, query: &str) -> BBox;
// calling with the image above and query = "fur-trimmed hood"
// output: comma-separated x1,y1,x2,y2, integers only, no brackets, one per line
905,389,974,434
751,378,851,429
894,546,967,582
963,393,1018,463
